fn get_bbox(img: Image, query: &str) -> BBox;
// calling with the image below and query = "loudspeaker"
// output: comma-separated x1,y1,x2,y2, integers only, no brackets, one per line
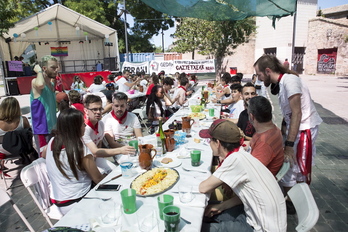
103,57,117,71
7,80,20,95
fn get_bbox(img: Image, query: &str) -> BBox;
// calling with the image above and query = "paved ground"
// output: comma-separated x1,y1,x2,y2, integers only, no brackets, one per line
0,73,348,231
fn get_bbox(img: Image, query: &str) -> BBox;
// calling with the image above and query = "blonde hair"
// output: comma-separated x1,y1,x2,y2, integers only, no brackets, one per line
41,55,57,67
0,97,21,122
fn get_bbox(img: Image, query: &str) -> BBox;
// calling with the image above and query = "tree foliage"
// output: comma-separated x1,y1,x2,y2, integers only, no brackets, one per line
172,17,256,76
0,0,175,53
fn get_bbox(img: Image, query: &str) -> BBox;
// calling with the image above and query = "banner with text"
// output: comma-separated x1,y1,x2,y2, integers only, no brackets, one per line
150,59,215,74
8,61,23,72
122,61,150,74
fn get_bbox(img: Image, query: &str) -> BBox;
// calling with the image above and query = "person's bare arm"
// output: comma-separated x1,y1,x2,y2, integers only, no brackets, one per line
177,91,186,106
32,65,45,90
204,196,242,217
104,132,123,148
82,154,106,184
134,128,143,138
85,141,135,158
124,78,140,88
199,175,223,193
284,93,302,165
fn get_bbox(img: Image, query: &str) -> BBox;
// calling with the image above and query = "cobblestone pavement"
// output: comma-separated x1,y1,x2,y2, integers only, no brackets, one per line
1,74,348,231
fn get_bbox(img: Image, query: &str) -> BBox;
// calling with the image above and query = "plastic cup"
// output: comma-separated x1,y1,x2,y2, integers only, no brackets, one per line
209,108,215,117
129,140,138,151
157,194,174,220
178,184,194,203
99,201,119,225
190,150,201,166
163,205,181,232
120,162,134,178
120,188,137,214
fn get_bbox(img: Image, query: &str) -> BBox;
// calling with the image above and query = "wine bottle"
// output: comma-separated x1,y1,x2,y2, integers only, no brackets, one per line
158,119,167,154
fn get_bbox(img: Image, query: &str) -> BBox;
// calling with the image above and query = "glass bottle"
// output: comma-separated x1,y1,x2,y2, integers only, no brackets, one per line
158,119,167,154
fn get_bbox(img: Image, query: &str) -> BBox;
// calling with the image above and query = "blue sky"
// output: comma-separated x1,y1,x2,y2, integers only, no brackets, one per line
151,0,347,49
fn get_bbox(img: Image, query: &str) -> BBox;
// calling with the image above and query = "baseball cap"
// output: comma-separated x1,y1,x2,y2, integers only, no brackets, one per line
199,119,243,143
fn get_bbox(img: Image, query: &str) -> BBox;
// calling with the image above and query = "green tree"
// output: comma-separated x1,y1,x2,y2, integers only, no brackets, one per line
172,17,256,77
0,0,17,34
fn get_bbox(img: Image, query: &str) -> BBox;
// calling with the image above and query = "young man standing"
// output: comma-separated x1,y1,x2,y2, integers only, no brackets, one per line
31,55,58,152
83,95,135,158
199,119,286,232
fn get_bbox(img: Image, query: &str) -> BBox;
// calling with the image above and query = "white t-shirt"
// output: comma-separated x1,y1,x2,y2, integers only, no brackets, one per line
171,87,186,108
46,138,92,201
227,99,244,119
82,121,105,146
140,79,148,88
213,148,287,232
102,111,141,139
279,74,322,130
87,84,105,93
116,77,130,93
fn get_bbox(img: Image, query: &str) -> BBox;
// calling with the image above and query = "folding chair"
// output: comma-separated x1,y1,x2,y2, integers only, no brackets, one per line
0,188,35,232
287,183,319,232
275,161,290,182
20,158,63,227
0,154,22,189
132,105,150,132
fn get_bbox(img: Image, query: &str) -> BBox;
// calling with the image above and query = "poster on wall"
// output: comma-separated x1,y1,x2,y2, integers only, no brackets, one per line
51,47,68,56
149,59,215,74
8,61,23,72
317,48,337,74
122,61,150,74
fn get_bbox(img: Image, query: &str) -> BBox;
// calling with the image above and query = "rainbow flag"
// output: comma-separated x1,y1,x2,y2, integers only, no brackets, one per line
51,47,68,56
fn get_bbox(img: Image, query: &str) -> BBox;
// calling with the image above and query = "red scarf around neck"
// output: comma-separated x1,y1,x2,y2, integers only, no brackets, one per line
111,110,128,124
86,119,99,135
277,73,284,83
218,147,240,168
179,86,187,92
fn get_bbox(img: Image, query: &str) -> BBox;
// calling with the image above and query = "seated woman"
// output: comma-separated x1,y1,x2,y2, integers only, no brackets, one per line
146,85,166,132
215,72,232,101
0,97,31,169
87,75,105,93
68,90,84,116
70,75,86,93
45,108,105,215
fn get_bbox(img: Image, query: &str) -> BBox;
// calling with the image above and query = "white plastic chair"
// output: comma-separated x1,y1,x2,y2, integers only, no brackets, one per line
0,188,35,232
275,161,290,182
287,183,319,232
1,154,22,189
20,158,63,227
132,105,149,131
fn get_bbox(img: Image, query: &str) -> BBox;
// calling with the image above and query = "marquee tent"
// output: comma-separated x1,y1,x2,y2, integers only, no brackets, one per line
0,3,119,70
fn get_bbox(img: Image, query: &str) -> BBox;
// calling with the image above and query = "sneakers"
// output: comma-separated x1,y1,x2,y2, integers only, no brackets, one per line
286,200,296,215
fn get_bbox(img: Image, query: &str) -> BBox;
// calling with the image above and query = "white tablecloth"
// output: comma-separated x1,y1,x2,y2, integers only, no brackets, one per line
55,87,219,232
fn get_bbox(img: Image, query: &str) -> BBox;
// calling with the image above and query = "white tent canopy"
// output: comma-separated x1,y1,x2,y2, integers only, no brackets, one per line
0,3,119,71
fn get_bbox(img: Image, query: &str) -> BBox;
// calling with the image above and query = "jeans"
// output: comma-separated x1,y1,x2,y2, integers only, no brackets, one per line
201,204,253,232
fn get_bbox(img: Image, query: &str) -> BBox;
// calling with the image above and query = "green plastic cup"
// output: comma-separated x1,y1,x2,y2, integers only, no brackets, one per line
157,194,174,220
128,140,138,151
191,150,201,166
209,108,215,117
163,205,181,232
120,188,136,214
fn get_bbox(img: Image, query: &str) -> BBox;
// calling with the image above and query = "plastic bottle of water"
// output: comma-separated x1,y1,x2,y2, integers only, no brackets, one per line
156,133,163,157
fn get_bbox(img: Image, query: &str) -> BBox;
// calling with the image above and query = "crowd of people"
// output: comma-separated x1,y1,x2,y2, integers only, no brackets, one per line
0,54,322,232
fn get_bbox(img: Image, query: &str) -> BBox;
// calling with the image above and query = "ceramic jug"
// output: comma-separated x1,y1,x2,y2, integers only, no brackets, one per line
164,129,175,152
181,117,194,136
138,144,157,170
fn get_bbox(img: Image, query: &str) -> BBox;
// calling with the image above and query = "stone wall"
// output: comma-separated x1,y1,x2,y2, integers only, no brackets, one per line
305,18,348,75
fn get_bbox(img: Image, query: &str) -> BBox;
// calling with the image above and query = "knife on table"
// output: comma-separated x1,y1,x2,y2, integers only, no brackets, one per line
100,174,122,185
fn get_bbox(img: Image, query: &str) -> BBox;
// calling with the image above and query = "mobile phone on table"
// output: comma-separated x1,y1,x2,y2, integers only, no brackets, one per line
96,184,121,191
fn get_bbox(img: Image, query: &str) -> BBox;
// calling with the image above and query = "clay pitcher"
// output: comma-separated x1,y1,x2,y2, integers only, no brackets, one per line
182,117,194,135
138,144,157,170
164,129,175,152
164,129,175,139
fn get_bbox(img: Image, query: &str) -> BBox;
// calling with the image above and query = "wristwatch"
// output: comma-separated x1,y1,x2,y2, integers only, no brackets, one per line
285,140,294,147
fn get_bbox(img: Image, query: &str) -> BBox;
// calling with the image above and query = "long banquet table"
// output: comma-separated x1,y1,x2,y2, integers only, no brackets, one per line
54,86,221,232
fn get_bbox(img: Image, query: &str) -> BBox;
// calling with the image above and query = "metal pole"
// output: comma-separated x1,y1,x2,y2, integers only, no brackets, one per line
162,29,164,53
123,0,128,62
291,0,298,71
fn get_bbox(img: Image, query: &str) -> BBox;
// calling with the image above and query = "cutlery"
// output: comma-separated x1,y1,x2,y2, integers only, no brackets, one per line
181,217,192,224
100,174,122,185
84,196,112,201
182,166,208,173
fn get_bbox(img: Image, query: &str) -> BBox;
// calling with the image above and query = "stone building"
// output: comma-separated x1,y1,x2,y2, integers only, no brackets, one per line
305,5,348,75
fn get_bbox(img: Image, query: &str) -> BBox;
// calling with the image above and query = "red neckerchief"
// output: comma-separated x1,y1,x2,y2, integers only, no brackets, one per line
86,119,99,135
278,74,284,83
111,110,128,124
297,129,312,185
179,86,187,92
218,147,240,168
223,84,229,88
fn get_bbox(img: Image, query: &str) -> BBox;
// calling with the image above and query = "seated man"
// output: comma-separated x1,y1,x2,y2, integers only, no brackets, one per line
223,84,244,122
237,82,257,140
115,70,140,93
83,95,135,158
248,96,284,175
170,77,189,110
199,119,286,232
102,92,143,146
